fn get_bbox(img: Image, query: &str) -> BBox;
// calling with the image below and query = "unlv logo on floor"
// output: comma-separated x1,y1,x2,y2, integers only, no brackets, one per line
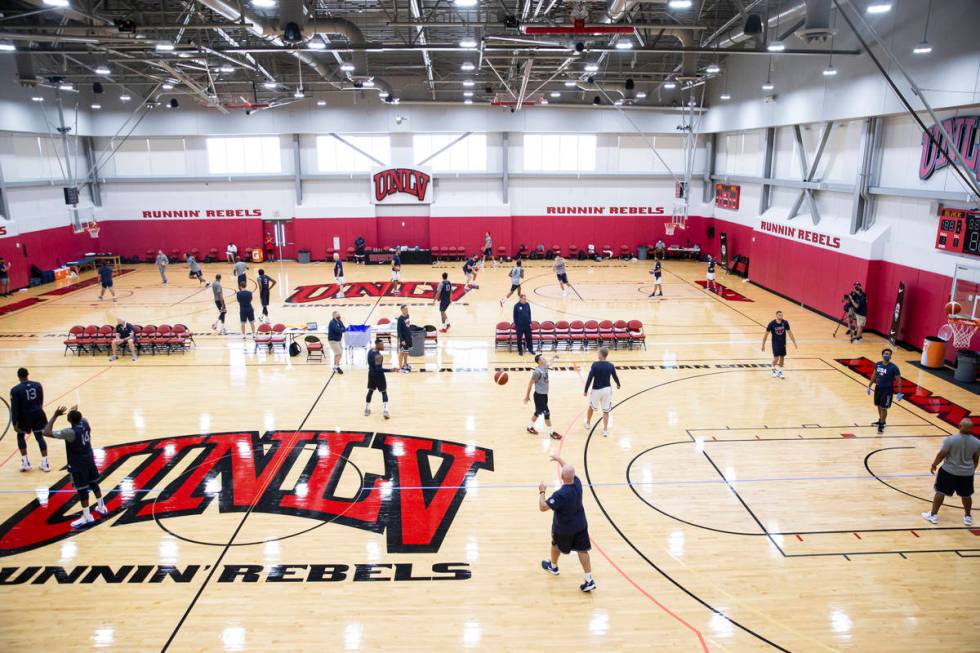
0,430,493,557
285,281,468,303
372,167,433,204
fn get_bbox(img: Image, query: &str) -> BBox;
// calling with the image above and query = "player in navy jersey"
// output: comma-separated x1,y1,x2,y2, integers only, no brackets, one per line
396,304,413,373
648,259,663,297
761,310,797,378
539,453,595,592
237,281,256,339
463,255,479,290
365,338,391,419
868,348,903,433
43,405,107,528
433,272,453,332
10,368,49,472
256,268,277,322
391,252,402,293
333,253,345,298
705,255,718,293
97,262,116,302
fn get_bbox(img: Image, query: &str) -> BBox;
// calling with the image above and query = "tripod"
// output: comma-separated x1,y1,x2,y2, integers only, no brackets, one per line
834,310,856,338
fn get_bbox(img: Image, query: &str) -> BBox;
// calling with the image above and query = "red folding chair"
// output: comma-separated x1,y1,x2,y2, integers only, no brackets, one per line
530,320,541,351
254,323,273,351
98,325,114,353
495,321,511,350
270,323,287,351
568,320,586,350
554,320,571,349
539,321,558,350
305,335,324,362
64,325,84,355
598,320,615,348
613,320,629,348
156,324,176,353
584,320,600,349
628,320,646,350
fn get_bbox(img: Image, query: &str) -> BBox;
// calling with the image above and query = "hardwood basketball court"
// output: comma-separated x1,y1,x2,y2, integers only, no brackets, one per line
0,259,975,652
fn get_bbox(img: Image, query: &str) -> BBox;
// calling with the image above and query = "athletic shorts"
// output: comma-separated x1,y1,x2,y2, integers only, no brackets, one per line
556,273,568,284
934,467,974,498
16,410,48,433
772,343,787,358
367,373,387,392
873,387,893,409
215,299,226,312
484,247,492,257
856,315,867,328
260,291,270,307
100,281,113,289
439,300,451,313
391,270,400,281
654,274,662,283
510,284,521,293
399,340,411,354
69,457,101,492
328,341,343,356
589,386,613,413
240,306,255,323
237,274,247,287
552,527,591,554
533,392,550,419
706,272,716,281
336,277,345,287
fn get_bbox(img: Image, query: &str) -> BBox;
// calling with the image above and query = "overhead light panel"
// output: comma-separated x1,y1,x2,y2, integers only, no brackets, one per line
720,93,731,100
0,43,16,52
550,91,560,97
913,42,932,54
253,0,277,6
294,88,305,98
762,80,774,91
43,0,70,6
31,96,43,102
635,91,647,99
95,65,111,75
767,41,785,52
162,83,174,90
90,103,101,110
564,80,577,87
667,0,692,8
307,36,326,50
120,94,131,101
317,100,326,106
155,41,175,52
705,63,720,74
615,41,633,50
663,80,677,89
263,80,278,89
219,64,234,73
463,79,475,87
454,0,478,6
461,61,475,71
822,65,837,76
463,98,473,104
340,62,355,72
584,63,599,72
866,2,892,13
363,79,375,87
614,99,623,106
463,91,473,97
58,82,73,91
459,38,478,49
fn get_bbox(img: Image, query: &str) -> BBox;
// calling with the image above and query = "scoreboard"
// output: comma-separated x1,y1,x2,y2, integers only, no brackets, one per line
935,206,980,257
714,183,741,210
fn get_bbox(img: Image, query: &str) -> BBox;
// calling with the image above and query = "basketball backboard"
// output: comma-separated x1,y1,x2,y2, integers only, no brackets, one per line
950,262,980,319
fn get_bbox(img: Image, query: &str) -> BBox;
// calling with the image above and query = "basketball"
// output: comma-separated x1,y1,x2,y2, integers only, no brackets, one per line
945,301,962,315
494,370,508,385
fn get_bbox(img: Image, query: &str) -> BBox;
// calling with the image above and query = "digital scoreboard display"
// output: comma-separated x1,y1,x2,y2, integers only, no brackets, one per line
935,207,980,257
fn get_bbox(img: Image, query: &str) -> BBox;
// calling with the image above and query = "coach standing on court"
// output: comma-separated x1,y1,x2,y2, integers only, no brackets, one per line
396,304,412,373
328,310,345,375
155,250,169,285
514,294,534,356
922,418,979,526
584,348,620,438
539,453,595,592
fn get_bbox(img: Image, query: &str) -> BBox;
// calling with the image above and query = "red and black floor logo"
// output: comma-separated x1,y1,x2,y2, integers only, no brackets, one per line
0,430,493,557
285,282,469,303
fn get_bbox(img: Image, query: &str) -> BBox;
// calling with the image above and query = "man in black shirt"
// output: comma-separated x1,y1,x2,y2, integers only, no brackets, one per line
849,282,867,342
43,404,107,528
396,304,412,373
365,338,390,419
257,268,276,322
584,348,621,438
539,453,595,592
237,281,256,338
868,348,903,433
513,294,534,356
433,272,453,333
761,310,797,379
109,318,138,362
10,367,49,472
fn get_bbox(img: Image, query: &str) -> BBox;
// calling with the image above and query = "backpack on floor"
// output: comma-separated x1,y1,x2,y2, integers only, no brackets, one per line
289,342,301,357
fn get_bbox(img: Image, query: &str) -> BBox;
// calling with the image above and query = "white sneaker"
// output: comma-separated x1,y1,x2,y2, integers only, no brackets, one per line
383,410,390,420
965,515,974,526
771,368,778,377
921,511,938,524
364,407,371,416
499,299,505,307
40,459,50,472
94,503,109,515
108,355,118,361
131,355,138,362
19,460,31,472
70,513,95,528
602,430,609,438
777,370,785,379
584,419,590,430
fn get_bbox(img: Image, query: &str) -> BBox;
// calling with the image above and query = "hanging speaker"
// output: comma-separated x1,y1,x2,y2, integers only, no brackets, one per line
707,226,715,239
93,82,104,94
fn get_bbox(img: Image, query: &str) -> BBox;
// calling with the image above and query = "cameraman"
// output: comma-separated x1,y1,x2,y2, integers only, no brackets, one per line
848,282,867,343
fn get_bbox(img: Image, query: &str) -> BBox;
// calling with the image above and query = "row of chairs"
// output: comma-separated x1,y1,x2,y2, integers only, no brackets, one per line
254,323,288,353
495,319,646,351
64,324,194,356
143,248,258,263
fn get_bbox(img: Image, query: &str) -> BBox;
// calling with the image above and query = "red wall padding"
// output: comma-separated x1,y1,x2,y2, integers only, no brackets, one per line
0,226,97,290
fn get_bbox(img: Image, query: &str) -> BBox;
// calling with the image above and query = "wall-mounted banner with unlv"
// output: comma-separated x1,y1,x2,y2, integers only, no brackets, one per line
371,167,434,205
0,429,493,557
919,115,980,182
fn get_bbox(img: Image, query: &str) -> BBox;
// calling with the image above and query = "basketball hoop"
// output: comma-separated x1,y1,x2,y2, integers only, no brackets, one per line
664,223,677,236
85,222,100,239
941,317,979,350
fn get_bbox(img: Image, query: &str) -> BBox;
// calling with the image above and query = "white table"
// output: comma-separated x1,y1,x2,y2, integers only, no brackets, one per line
284,325,395,362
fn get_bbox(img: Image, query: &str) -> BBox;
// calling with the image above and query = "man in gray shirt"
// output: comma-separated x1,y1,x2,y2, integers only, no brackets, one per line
500,260,524,306
524,354,561,440
186,254,208,286
211,274,227,334
155,250,169,284
922,418,979,526
553,255,576,298
233,259,248,288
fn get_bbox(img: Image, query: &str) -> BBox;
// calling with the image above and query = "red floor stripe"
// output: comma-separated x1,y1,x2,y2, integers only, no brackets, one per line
853,533,862,540
910,530,920,538
795,534,803,542
39,269,135,296
841,433,856,439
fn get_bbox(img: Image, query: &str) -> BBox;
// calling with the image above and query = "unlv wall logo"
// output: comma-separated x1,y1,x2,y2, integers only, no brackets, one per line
371,167,433,204
0,430,493,557
286,281,468,303
919,115,980,181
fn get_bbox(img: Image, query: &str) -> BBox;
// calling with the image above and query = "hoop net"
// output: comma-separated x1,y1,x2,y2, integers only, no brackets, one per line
85,222,100,239
941,317,979,350
664,223,677,236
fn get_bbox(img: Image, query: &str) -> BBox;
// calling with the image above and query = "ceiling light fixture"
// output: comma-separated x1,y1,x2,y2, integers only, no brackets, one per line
307,36,326,50
540,98,549,105
43,0,70,6
454,0,478,7
120,94,131,101
705,63,720,74
263,80,278,89
866,2,892,14
762,80,774,91
584,63,599,72
720,93,731,100
162,83,174,90
667,0,692,8
615,41,633,50
914,0,933,54
252,0,276,7
463,79,475,87
459,38,477,49
663,80,677,89
0,43,16,52
317,100,326,106
913,42,932,54
463,91,473,97
550,91,560,97
340,62,355,72
58,82,73,91
294,88,305,98
363,79,375,87
614,99,624,106
767,40,785,52
635,91,647,99
31,96,43,102
822,65,837,76
219,64,234,73
461,61,475,71
463,98,473,104
564,80,577,87
155,41,175,52
90,103,101,110
95,65,111,75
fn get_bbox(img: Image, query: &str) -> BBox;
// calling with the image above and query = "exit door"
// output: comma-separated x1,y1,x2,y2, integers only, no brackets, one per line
264,219,295,261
